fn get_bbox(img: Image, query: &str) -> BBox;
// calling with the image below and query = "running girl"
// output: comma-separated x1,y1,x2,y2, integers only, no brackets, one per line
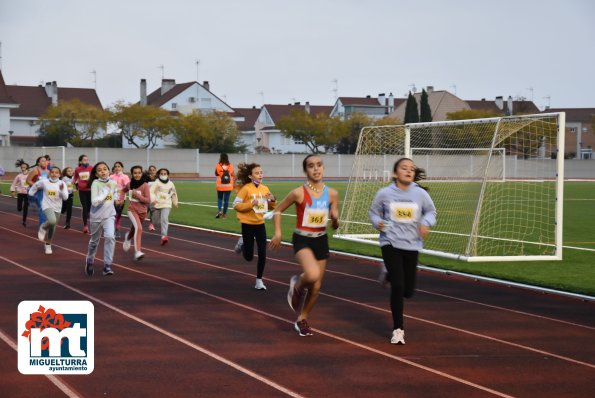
122,165,151,260
150,168,178,246
26,156,50,226
73,154,94,233
28,166,69,254
61,166,75,229
110,161,130,239
10,161,30,227
85,162,120,277
368,157,436,345
232,162,276,290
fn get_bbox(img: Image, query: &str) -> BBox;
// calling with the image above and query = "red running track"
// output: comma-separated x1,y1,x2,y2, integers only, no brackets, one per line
0,195,593,397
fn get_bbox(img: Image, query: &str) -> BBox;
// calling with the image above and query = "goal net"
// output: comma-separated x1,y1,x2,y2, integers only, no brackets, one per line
335,113,565,262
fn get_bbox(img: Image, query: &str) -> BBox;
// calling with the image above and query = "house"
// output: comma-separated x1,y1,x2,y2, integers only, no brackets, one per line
233,106,261,152
545,107,595,159
330,93,405,121
255,102,333,153
132,78,235,148
0,70,102,146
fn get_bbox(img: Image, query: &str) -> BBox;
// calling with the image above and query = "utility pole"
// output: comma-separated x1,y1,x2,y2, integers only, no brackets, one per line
157,64,164,79
258,91,264,105
90,70,97,90
195,59,200,82
331,79,338,100
449,84,457,95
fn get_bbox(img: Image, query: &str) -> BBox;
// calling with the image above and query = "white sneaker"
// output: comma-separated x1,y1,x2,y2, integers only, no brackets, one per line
254,278,267,290
38,225,47,242
44,244,52,255
378,262,389,287
234,236,244,254
391,328,405,345
122,237,131,252
134,251,145,261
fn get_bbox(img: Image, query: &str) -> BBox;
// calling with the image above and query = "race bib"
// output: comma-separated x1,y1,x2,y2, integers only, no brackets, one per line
158,192,169,201
302,207,328,228
105,193,113,202
67,183,73,190
79,171,90,181
253,198,268,214
129,190,139,202
47,189,57,197
389,202,419,224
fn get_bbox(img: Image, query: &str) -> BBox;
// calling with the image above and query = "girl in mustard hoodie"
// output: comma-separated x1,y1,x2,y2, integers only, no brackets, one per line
232,162,276,290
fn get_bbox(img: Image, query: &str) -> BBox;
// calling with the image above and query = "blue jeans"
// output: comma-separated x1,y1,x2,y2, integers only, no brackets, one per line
217,190,231,214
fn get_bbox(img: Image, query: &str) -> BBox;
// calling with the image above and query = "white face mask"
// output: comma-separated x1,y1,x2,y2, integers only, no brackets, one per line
49,177,59,183
159,175,168,181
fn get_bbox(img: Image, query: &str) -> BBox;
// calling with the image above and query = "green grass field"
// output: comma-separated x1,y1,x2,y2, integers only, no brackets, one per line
2,180,594,296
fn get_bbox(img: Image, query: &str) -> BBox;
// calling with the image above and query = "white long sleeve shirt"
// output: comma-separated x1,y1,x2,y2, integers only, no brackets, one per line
28,179,69,213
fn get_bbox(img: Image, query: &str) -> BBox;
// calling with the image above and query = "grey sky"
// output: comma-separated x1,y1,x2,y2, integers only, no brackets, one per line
1,0,593,110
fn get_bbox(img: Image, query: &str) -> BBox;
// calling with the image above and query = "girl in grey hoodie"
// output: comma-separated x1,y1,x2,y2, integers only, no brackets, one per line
369,158,436,345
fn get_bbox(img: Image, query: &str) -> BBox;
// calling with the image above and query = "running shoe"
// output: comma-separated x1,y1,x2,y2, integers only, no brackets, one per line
82,225,89,234
103,266,114,276
287,275,303,312
37,225,46,242
221,214,227,219
85,259,94,277
254,278,267,290
122,236,131,252
378,262,389,287
44,244,52,255
391,328,405,345
234,236,244,254
160,236,169,246
149,223,155,231
134,251,145,261
63,222,70,229
215,211,222,219
294,319,313,337
115,229,121,239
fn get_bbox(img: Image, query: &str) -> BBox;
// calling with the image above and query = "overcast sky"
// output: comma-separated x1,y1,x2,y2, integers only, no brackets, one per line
1,0,593,110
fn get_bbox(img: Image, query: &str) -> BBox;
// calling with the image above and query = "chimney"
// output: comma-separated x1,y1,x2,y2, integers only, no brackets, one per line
378,93,386,106
305,101,310,114
507,95,513,116
387,92,395,113
426,86,434,93
202,81,210,91
51,81,58,105
140,79,147,105
161,79,176,95
45,82,52,97
495,96,504,110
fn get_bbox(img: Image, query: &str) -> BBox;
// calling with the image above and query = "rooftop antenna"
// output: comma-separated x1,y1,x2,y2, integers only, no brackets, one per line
258,91,264,105
157,64,164,79
409,83,417,93
195,59,200,82
449,84,457,95
90,70,97,90
331,79,338,100
0,41,2,71
527,86,534,101
543,95,551,109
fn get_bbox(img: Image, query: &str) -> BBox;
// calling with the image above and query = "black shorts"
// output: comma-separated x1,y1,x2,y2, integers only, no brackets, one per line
292,232,329,260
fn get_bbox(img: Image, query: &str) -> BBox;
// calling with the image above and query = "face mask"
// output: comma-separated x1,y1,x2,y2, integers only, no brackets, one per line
49,177,59,183
159,175,168,182
99,177,110,183
81,163,89,168
22,170,29,175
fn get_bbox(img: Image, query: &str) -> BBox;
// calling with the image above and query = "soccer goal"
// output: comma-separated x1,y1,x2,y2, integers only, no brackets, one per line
335,112,565,262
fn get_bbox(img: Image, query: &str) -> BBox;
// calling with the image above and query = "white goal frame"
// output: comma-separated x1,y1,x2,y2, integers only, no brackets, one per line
334,113,565,262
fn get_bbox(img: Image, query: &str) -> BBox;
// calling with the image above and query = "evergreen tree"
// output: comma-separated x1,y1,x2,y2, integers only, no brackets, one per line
420,89,433,122
404,92,419,124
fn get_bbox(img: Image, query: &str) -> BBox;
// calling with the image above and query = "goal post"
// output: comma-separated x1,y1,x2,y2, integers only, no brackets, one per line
335,112,565,262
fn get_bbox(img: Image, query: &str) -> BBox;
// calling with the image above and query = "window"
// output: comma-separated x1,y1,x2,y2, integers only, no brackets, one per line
172,103,177,109
570,127,577,133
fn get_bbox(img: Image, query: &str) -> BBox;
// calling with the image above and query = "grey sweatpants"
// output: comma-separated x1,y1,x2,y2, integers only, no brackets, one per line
151,207,171,237
86,217,115,267
42,208,61,242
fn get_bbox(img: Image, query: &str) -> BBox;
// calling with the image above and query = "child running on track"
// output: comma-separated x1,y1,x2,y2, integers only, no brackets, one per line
26,156,50,226
145,165,157,231
368,157,436,345
269,154,339,336
150,168,178,246
28,166,69,254
61,166,74,229
73,154,94,233
85,161,120,277
10,161,30,227
122,165,151,260
110,161,130,239
232,162,276,290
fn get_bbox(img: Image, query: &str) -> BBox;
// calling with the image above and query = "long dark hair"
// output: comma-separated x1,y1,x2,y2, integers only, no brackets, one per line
393,157,428,191
235,162,260,188
89,161,109,186
219,153,229,165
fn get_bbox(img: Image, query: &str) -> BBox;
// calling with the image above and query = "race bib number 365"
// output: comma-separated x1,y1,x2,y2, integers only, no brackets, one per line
302,207,328,228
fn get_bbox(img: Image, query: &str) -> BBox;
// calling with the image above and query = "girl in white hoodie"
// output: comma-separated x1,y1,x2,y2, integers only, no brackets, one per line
150,168,178,246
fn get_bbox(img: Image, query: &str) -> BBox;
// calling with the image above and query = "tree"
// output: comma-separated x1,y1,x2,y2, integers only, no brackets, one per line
173,111,246,153
276,109,342,153
38,99,107,146
404,92,419,124
110,102,175,148
419,89,432,122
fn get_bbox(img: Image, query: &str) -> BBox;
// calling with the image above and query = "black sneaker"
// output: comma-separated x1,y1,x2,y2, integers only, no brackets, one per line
215,211,222,219
85,259,94,277
63,222,70,229
103,266,114,276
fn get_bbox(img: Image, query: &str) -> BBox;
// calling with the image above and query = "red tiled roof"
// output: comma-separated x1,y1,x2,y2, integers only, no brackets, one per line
263,104,333,123
339,97,383,106
466,99,540,115
466,100,501,112
146,82,195,107
234,107,261,131
544,108,595,123
5,84,102,117
0,70,18,104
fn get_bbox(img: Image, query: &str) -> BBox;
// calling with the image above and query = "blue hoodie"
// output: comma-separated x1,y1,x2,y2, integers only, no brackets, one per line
368,182,437,251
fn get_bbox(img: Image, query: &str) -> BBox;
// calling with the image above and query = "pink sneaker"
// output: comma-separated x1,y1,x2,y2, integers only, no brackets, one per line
294,319,313,337
149,223,155,231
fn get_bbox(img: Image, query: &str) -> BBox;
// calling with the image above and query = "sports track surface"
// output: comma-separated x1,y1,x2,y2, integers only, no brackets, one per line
0,195,594,398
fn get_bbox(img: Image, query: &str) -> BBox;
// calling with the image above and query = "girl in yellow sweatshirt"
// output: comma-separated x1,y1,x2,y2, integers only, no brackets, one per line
232,162,276,290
